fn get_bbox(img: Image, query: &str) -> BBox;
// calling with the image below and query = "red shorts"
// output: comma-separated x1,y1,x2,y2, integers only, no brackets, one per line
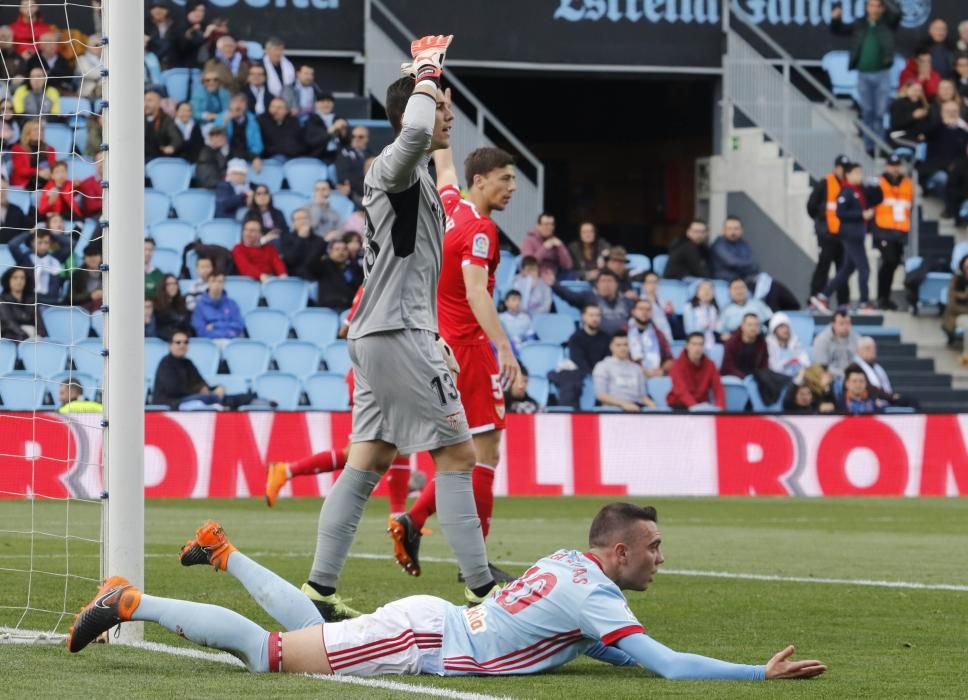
452,342,506,434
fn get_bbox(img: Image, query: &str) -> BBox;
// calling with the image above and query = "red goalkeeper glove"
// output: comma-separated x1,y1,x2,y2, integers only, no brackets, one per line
400,34,453,83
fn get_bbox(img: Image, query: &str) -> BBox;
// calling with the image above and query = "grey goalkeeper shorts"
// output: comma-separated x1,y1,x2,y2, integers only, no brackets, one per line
348,329,472,454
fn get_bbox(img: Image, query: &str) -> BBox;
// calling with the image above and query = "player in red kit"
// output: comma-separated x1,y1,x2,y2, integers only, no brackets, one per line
389,121,520,583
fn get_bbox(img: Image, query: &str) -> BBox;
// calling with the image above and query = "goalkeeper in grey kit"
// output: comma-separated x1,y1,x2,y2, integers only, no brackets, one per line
299,35,503,619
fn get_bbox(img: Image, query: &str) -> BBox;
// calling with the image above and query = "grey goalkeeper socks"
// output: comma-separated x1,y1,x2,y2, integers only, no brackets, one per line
435,470,492,591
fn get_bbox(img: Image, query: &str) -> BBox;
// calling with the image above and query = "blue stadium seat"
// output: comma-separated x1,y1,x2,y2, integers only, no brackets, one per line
223,339,272,378
722,376,749,412
69,156,98,183
495,255,519,294
651,254,669,277
244,308,291,345
821,50,858,101
328,192,355,224
273,341,322,379
918,272,952,308
559,280,592,294
42,307,92,345
6,187,31,213
305,372,350,410
146,158,193,195
59,96,92,126
323,340,351,375
889,53,906,91
172,189,216,222
70,338,104,381
0,339,16,373
705,343,724,369
151,247,182,276
145,189,171,226
532,313,575,345
17,340,68,379
206,373,250,395
224,276,261,315
527,375,549,407
552,293,581,322
712,279,731,309
951,242,968,273
0,245,14,277
670,340,685,358
262,277,308,313
283,158,327,196
44,123,74,155
197,219,241,249
292,308,340,345
784,313,816,343
161,68,193,102
647,376,672,409
626,253,650,276
50,371,98,402
518,342,565,377
90,310,104,337
150,219,196,252
273,190,310,222
744,375,784,412
249,159,285,193
0,371,49,409
657,279,689,313
144,337,169,380
253,372,303,410
185,338,220,377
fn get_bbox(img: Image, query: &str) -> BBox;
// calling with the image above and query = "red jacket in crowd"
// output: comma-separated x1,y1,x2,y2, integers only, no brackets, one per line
76,176,103,219
232,242,287,280
9,142,56,188
667,352,725,409
10,15,52,56
898,60,940,100
38,180,82,219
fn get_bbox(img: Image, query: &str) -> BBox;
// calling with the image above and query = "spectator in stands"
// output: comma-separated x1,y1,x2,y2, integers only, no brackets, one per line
143,34,163,93
830,0,901,149
244,185,288,242
512,256,552,315
499,289,536,352
920,101,968,214
65,241,102,312
549,303,610,408
192,272,243,342
837,363,880,414
0,26,24,89
243,63,271,117
152,331,248,410
942,253,968,355
38,161,81,220
934,79,967,118
305,98,348,161
335,125,372,203
663,218,709,280
853,336,901,403
153,273,191,341
766,312,810,377
180,3,216,66
195,127,230,189
145,298,158,338
627,298,672,377
76,157,103,220
787,364,837,413
901,45,944,98
13,67,60,118
709,216,759,281
719,277,772,336
889,80,932,144
812,310,859,378
145,89,182,162
807,154,851,306
567,221,608,281
919,18,955,79
553,269,631,335
9,228,69,306
683,279,719,347
872,154,913,310
232,218,287,283
601,246,640,297
10,119,55,188
521,212,574,278
309,179,343,239
173,100,204,161
214,158,251,218
283,65,324,119
144,237,165,299
0,266,45,340
593,331,655,411
57,379,100,413
262,37,295,98
192,71,231,127
811,163,877,312
956,55,968,101
667,332,725,411
11,0,51,57
0,176,31,244
640,271,674,341
307,237,361,311
505,367,541,414
343,230,363,265
76,33,103,100
958,20,968,55
280,208,316,278
184,255,214,312
258,96,305,162
783,383,821,413
215,93,264,163
205,35,249,92
0,99,20,151
145,0,183,70
721,313,768,379
25,31,74,93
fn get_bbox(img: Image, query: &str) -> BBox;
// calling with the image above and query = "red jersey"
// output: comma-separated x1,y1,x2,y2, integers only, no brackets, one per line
436,185,500,345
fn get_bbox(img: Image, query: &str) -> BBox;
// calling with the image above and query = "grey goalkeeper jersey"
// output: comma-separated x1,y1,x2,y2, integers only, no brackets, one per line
348,91,445,340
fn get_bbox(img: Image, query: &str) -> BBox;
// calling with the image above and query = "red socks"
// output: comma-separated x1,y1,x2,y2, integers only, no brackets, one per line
385,455,412,514
408,464,496,538
289,449,346,477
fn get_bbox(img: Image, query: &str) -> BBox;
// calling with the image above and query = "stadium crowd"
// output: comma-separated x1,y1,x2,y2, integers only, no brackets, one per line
0,0,962,412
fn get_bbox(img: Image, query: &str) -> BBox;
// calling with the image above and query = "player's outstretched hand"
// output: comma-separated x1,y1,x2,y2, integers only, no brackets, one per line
407,34,453,81
765,645,827,680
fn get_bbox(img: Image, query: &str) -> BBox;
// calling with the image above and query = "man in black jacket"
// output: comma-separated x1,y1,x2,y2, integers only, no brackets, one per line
152,331,254,410
258,97,306,162
548,303,612,409
0,177,30,244
806,155,851,306
304,96,348,162
307,237,362,311
194,127,230,189
663,219,710,280
280,207,317,278
830,0,901,151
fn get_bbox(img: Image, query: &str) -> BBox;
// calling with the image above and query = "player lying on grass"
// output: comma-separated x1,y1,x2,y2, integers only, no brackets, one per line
67,504,826,681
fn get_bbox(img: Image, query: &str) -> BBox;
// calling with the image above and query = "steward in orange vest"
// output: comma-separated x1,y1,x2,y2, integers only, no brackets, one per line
806,154,852,304
872,154,914,310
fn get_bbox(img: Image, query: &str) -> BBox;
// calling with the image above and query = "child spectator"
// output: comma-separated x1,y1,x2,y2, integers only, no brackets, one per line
499,289,535,352
9,227,70,306
192,272,244,342
511,255,552,315
505,368,542,414
184,255,214,312
683,279,719,348
38,161,81,220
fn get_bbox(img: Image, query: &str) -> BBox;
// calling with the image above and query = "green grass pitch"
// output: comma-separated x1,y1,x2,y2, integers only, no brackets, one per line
2,496,967,698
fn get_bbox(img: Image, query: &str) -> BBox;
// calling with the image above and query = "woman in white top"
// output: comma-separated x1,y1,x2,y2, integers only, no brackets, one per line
683,279,719,347
766,312,810,376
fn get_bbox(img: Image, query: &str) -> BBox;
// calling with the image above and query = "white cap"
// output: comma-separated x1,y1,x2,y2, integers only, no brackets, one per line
227,158,248,175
